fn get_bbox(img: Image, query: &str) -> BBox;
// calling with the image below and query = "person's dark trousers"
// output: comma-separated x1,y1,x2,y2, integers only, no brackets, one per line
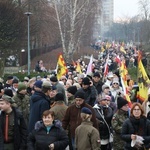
101,144,112,150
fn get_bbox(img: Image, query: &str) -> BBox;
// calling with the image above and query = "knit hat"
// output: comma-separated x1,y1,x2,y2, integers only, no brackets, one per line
34,80,43,89
42,81,52,89
93,72,100,78
75,91,85,99
36,76,41,80
50,76,58,82
0,94,15,104
117,97,128,109
86,72,93,80
4,89,13,97
105,95,111,101
112,78,119,84
55,93,64,101
7,76,13,80
107,72,113,78
60,76,67,81
12,78,19,84
52,85,57,90
73,83,81,89
18,82,27,92
74,77,78,83
82,77,91,85
24,76,29,82
77,74,84,79
67,86,77,95
81,107,92,115
102,84,110,91
97,93,107,101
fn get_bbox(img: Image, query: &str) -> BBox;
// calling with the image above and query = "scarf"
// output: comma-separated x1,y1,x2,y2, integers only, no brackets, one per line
130,116,147,136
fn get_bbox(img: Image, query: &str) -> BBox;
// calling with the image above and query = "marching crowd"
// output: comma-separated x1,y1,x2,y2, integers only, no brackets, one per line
0,47,150,150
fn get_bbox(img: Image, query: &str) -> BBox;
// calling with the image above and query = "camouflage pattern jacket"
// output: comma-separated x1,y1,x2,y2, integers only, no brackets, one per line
111,109,129,150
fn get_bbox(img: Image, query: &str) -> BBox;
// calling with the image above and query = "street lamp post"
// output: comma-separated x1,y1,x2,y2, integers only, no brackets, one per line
24,12,32,75
137,27,140,50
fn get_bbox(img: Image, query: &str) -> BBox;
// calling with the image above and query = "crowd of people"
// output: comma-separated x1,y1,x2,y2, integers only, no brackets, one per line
0,45,150,150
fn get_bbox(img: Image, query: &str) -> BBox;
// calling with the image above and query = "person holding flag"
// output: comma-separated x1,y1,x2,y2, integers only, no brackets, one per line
137,51,150,102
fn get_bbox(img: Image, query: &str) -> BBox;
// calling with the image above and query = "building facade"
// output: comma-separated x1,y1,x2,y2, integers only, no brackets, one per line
93,0,114,39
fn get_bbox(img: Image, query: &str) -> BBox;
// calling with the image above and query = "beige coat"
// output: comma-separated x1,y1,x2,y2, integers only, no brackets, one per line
50,101,68,121
75,121,101,150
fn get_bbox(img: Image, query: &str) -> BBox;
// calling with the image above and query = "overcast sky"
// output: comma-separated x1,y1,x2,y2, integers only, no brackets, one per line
114,0,139,20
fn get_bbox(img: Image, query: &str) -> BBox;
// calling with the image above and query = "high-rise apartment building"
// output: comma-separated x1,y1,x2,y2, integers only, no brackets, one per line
93,0,114,39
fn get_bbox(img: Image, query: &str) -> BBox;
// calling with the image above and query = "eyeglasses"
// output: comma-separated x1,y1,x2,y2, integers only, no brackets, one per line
102,99,110,101
113,83,118,85
133,109,141,111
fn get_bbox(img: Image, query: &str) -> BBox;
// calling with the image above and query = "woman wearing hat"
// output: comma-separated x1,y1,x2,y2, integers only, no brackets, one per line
110,78,124,104
93,94,113,150
75,107,100,150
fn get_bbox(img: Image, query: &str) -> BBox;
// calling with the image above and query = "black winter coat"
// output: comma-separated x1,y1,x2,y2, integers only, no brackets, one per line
27,123,69,150
121,116,150,149
93,104,113,139
93,80,104,94
0,107,28,150
78,86,98,107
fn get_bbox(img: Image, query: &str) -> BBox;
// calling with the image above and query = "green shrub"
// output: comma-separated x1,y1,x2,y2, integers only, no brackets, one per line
3,72,51,82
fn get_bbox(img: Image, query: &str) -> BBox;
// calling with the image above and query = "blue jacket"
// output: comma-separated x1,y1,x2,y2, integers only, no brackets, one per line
28,91,50,132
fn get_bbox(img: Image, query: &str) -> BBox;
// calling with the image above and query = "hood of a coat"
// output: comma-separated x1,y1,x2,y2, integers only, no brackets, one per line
93,103,99,109
31,91,49,103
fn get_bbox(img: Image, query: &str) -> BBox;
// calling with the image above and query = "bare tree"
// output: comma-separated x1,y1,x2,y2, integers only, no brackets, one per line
138,0,150,20
138,0,150,43
50,0,100,62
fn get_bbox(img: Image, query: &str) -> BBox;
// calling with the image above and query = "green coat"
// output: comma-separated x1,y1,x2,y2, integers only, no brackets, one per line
111,109,129,150
13,92,30,125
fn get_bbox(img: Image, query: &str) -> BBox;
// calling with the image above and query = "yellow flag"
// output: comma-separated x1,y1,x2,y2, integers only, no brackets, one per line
56,54,68,80
120,61,131,103
122,41,125,47
106,42,111,49
76,62,82,74
101,46,105,52
137,58,150,101
120,46,126,54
